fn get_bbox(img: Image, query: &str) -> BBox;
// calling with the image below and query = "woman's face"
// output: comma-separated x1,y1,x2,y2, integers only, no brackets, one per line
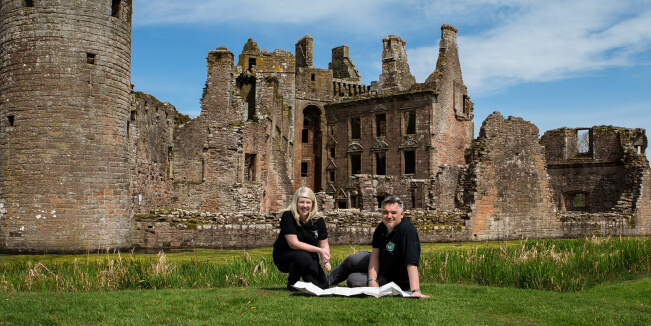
297,196,313,219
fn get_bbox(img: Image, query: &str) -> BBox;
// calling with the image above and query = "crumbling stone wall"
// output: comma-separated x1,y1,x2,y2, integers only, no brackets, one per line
0,0,133,252
464,112,560,240
129,92,181,214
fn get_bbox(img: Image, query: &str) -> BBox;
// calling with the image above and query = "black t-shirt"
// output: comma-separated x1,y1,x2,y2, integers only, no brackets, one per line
273,211,328,252
371,217,421,289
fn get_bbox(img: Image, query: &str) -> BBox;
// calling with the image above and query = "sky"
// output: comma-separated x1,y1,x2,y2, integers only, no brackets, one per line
131,0,651,147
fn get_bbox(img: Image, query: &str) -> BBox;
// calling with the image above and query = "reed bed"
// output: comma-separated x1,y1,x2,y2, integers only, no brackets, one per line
0,236,647,293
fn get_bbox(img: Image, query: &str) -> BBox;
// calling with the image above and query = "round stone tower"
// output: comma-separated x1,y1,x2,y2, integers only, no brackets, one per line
0,0,133,252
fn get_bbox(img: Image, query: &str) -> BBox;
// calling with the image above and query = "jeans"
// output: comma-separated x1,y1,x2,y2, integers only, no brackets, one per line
327,251,390,287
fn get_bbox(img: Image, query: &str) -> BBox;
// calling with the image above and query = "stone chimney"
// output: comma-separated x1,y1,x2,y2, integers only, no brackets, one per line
329,45,361,82
295,35,313,68
378,35,416,93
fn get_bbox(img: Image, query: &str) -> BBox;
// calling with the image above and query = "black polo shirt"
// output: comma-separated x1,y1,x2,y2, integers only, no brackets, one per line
371,217,421,290
273,211,328,252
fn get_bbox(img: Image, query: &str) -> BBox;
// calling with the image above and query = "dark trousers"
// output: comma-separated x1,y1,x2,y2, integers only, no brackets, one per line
273,250,328,289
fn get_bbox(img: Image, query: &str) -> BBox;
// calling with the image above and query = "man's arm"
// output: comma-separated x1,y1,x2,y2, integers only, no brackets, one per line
367,248,380,287
407,264,429,298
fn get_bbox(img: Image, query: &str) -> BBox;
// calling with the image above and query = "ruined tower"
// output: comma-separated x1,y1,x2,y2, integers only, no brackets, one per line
0,0,133,252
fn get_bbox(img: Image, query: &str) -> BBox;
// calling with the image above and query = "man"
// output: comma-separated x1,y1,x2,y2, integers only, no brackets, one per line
327,196,429,298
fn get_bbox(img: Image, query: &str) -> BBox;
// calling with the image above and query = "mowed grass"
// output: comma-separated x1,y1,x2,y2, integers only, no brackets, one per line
0,278,648,325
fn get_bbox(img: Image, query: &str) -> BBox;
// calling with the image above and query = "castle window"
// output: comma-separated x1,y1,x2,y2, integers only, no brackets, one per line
635,145,643,154
302,129,309,143
87,53,96,65
403,150,415,174
130,110,136,121
564,191,589,211
245,154,256,181
7,115,14,127
111,0,121,17
248,58,257,70
350,117,361,140
376,113,386,137
376,195,386,209
301,162,308,177
577,129,590,155
311,74,316,81
350,154,361,175
328,124,335,136
404,111,416,135
328,147,336,159
375,152,386,175
329,171,335,183
24,0,34,7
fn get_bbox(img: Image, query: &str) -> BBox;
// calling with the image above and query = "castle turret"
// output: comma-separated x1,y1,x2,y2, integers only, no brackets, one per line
0,0,133,252
378,35,416,93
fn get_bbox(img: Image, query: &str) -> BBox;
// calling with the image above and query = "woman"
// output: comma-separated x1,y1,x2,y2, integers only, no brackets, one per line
273,187,331,291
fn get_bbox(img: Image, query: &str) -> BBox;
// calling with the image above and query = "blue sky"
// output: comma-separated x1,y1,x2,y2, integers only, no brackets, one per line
131,0,651,145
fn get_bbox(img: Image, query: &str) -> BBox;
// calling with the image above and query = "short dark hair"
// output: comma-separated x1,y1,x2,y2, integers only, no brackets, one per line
381,196,403,212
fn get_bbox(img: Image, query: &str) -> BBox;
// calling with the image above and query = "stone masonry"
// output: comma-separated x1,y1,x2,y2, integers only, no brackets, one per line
0,3,649,252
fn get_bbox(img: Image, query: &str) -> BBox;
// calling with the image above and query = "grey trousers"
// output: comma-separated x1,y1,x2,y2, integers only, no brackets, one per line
327,251,388,287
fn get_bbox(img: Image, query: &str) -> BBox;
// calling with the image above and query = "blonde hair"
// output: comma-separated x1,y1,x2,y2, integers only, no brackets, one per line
289,187,319,224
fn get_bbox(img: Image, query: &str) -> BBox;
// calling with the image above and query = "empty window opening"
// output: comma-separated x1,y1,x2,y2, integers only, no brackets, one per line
301,162,309,177
376,113,386,137
311,74,316,81
350,117,361,140
577,129,590,154
245,154,256,181
564,192,590,211
302,129,309,143
337,201,347,209
7,115,14,127
404,111,416,135
24,0,34,7
404,151,415,174
329,171,335,182
126,120,130,138
87,53,96,65
375,152,386,175
130,110,136,121
329,147,336,159
248,58,257,70
111,0,121,17
635,145,643,154
573,193,586,208
376,196,386,209
350,154,361,175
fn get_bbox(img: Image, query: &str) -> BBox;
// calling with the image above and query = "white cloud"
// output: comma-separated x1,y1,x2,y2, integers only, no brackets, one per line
452,0,651,95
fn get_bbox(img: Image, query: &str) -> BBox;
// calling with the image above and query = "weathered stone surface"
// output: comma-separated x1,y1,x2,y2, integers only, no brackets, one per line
1,8,649,253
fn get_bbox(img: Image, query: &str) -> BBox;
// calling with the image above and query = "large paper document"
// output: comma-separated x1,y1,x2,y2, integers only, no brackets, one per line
291,281,411,298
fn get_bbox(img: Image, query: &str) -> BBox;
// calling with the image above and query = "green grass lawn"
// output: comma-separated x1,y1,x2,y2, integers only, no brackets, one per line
1,278,648,325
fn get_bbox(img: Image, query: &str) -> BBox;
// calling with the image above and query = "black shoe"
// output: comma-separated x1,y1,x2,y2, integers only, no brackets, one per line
286,284,299,292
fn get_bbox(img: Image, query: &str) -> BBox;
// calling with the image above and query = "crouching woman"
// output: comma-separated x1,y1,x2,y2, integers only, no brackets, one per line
272,187,331,291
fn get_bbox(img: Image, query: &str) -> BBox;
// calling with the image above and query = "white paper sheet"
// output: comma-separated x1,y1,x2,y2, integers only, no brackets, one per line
291,281,412,298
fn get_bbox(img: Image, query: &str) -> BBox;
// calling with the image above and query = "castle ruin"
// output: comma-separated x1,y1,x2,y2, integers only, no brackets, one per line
1,1,649,252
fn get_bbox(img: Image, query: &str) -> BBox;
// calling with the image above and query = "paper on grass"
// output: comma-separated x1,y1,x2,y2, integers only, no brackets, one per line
292,281,411,298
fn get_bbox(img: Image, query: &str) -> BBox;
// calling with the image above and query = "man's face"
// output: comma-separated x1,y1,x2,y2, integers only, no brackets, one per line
381,202,403,231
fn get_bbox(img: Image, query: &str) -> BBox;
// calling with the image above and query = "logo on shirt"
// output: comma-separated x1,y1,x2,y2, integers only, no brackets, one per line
386,241,395,253
313,230,319,238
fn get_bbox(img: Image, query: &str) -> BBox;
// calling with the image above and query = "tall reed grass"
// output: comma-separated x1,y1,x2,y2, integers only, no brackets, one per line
420,236,650,291
0,237,647,292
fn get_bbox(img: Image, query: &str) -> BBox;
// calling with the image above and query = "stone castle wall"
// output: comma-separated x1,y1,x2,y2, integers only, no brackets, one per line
0,0,133,252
